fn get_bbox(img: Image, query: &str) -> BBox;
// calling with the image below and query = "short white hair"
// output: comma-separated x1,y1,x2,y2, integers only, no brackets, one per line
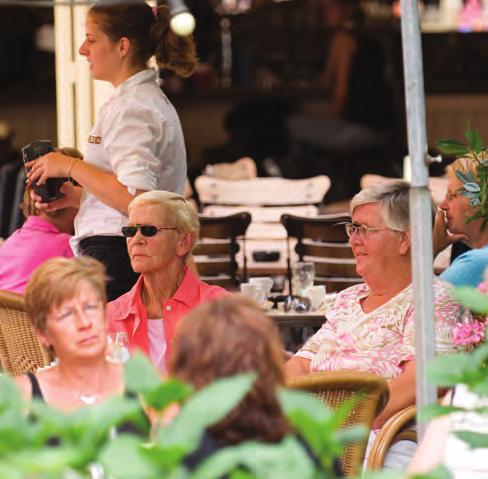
129,190,199,244
350,180,421,231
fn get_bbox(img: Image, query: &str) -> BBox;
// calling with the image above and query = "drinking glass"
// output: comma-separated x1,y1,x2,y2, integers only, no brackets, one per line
106,332,130,363
240,283,267,307
291,262,315,296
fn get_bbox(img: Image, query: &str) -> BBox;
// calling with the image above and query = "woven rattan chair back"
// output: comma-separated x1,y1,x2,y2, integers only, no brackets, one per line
0,290,52,375
287,371,389,478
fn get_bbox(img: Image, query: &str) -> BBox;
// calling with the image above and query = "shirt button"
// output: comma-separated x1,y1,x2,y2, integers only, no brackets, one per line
166,305,172,312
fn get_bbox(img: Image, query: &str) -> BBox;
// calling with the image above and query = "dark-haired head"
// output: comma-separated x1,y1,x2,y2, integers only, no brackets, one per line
168,295,290,444
89,0,197,77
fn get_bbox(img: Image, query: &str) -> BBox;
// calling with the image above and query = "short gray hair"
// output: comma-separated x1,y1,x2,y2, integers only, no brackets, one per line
350,180,421,231
129,190,199,242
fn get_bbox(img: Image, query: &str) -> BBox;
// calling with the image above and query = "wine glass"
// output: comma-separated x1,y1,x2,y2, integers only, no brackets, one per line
291,262,315,296
106,332,130,363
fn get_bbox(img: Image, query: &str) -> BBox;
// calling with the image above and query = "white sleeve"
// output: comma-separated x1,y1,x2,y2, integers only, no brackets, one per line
103,101,167,192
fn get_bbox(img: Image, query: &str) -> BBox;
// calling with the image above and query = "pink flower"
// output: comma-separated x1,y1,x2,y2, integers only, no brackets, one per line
452,321,486,347
478,281,488,295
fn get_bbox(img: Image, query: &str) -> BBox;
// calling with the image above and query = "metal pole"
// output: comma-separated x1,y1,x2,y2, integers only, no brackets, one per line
400,0,437,439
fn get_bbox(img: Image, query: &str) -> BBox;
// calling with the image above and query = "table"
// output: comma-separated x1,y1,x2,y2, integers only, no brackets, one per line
268,310,325,328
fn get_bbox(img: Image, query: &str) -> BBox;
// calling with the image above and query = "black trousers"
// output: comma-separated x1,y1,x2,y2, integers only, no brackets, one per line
79,236,139,301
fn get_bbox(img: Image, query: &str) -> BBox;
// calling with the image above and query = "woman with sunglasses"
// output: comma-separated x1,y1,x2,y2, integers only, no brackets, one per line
107,190,227,373
286,180,472,469
25,1,197,301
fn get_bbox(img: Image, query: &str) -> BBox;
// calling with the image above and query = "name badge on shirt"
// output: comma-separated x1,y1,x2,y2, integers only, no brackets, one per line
88,135,102,144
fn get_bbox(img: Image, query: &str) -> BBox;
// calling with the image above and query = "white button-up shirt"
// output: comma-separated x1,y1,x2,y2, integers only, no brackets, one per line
71,69,187,254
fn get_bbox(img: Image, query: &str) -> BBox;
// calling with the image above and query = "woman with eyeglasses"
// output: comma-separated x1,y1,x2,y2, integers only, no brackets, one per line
25,1,197,301
107,190,227,373
285,180,471,468
14,257,125,412
433,157,488,287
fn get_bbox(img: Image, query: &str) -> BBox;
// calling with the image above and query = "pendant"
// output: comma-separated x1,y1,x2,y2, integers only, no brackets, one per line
77,394,99,405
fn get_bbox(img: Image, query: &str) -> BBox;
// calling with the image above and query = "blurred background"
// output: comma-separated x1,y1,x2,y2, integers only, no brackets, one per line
2,0,488,203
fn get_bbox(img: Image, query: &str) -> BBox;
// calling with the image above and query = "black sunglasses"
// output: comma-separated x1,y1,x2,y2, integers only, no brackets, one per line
121,224,176,238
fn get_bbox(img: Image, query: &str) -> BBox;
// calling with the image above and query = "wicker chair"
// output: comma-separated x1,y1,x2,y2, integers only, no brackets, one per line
366,405,417,470
287,371,389,478
0,290,52,375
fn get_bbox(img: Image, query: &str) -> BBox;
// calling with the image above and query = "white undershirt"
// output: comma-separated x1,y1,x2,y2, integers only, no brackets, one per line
147,319,167,373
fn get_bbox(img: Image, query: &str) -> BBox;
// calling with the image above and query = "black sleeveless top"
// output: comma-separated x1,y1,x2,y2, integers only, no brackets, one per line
26,372,149,436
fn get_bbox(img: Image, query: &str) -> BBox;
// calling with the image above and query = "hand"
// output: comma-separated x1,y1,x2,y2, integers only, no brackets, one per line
432,209,468,257
25,151,73,186
32,182,82,212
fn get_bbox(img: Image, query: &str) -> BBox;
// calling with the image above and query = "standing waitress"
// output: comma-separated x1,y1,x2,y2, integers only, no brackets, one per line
26,0,197,300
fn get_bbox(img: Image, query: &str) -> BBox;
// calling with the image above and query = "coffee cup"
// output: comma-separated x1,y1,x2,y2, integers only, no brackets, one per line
303,285,327,311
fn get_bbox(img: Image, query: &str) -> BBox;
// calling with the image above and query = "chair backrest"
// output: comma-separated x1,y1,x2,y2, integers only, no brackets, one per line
280,213,362,293
193,212,252,290
0,290,52,375
288,371,389,478
0,162,22,238
195,175,331,206
8,167,26,235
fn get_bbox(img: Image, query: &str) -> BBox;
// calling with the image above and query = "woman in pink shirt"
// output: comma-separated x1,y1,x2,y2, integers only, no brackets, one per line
107,191,227,372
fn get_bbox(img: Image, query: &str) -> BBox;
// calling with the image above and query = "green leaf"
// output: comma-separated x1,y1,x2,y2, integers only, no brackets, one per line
142,379,193,411
157,374,255,452
426,352,472,387
278,389,332,423
451,287,488,315
454,430,488,449
99,434,159,479
191,436,317,479
418,404,465,422
334,425,367,444
124,351,162,395
455,170,476,185
408,463,454,478
435,139,470,156
465,128,484,154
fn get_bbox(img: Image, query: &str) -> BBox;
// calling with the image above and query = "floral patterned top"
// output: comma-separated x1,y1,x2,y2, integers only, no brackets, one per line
296,277,471,379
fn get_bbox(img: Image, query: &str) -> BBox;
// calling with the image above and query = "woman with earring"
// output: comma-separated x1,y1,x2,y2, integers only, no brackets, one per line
14,257,124,412
25,1,197,301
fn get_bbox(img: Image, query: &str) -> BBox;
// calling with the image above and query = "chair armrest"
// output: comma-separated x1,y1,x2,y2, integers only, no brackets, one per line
366,405,417,470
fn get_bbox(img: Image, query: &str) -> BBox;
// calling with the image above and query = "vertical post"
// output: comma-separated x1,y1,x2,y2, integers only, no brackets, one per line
400,0,437,439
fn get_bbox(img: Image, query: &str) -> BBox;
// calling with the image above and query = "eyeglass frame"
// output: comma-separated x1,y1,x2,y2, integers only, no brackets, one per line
48,300,104,323
444,189,463,202
121,224,177,238
343,222,402,239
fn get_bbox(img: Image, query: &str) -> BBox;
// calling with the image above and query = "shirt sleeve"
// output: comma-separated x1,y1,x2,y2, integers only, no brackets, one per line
103,100,167,192
295,314,335,360
440,251,486,288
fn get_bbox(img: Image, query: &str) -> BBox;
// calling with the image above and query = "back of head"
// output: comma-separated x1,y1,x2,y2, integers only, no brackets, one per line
21,146,83,219
169,295,289,444
350,180,434,231
25,257,107,333
89,0,197,77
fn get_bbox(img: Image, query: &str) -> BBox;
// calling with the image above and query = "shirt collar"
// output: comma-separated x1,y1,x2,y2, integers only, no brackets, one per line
124,266,200,315
23,216,62,234
116,69,158,97
172,267,201,307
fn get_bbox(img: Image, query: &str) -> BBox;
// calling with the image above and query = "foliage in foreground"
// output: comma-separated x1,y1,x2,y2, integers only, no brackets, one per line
0,353,366,479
